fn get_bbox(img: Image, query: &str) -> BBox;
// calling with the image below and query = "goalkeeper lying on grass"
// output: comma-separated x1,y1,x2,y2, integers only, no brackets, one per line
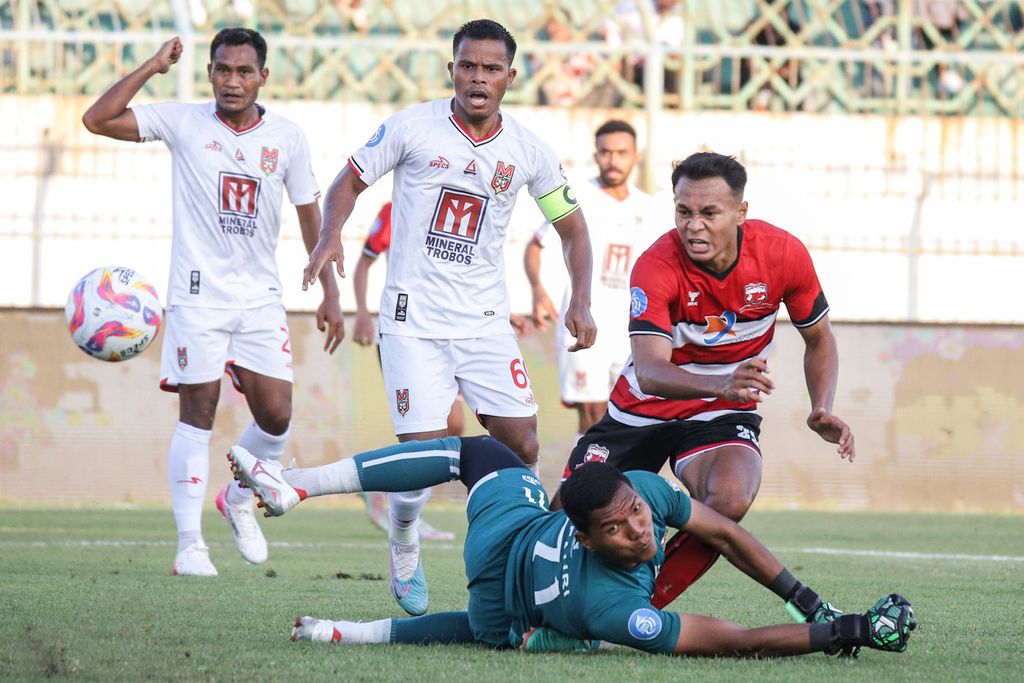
228,435,915,657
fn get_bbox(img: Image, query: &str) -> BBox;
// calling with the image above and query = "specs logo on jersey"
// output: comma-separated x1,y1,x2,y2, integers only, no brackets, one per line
688,291,700,307
396,388,410,417
428,155,450,169
235,148,245,161
218,172,261,237
491,161,515,194
463,159,477,175
260,146,279,175
627,608,663,641
426,187,486,265
366,124,386,147
204,140,222,152
703,311,738,345
629,287,648,319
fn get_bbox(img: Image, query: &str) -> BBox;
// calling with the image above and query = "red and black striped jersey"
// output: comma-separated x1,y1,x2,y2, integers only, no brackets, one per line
361,202,392,259
609,220,828,426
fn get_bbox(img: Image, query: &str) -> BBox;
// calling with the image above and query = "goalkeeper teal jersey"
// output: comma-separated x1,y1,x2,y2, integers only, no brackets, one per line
504,471,692,653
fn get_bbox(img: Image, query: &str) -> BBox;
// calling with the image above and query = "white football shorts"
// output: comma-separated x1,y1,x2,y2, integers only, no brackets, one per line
555,313,630,404
159,303,293,391
379,333,538,435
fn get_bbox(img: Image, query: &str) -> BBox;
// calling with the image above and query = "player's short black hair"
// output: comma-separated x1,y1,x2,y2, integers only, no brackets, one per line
453,19,517,64
561,462,633,533
595,119,636,143
210,27,268,69
671,152,747,198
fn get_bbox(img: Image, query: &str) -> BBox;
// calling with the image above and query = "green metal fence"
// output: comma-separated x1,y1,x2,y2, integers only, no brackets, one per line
2,0,1022,115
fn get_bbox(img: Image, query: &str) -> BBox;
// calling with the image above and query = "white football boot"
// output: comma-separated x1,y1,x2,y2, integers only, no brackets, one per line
216,484,268,564
172,542,218,577
290,616,342,643
227,445,301,517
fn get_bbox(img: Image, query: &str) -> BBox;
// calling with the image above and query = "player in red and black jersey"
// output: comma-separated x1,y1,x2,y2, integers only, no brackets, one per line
556,152,855,612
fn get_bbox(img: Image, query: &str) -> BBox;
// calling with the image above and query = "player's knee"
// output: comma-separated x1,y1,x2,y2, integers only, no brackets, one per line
256,412,291,436
702,492,754,522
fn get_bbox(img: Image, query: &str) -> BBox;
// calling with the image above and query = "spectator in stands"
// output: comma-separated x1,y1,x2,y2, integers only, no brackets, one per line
534,8,621,108
913,0,968,96
603,0,685,99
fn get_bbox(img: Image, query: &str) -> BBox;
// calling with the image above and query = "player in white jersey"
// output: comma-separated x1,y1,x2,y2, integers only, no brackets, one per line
525,120,661,439
304,19,596,617
82,28,343,577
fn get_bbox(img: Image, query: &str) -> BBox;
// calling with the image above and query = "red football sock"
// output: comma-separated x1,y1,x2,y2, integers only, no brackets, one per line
651,530,721,609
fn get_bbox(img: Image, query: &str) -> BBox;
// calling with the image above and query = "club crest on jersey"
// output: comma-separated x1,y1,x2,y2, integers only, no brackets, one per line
260,147,279,175
177,346,188,369
428,155,450,169
628,608,663,641
396,389,410,417
630,287,648,318
583,443,609,464
703,311,738,345
491,161,515,194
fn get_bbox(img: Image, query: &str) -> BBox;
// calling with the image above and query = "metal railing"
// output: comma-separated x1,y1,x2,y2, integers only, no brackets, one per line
2,0,1022,115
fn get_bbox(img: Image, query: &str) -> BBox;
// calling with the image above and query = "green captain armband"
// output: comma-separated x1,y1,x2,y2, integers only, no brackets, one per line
537,183,580,223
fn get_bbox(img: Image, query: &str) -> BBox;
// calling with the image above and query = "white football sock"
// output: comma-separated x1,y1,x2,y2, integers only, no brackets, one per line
337,618,392,644
227,422,290,506
282,459,360,498
169,421,211,553
388,488,430,545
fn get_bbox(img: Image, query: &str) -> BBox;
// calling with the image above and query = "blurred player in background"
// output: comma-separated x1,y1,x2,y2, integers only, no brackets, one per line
525,119,660,440
352,201,459,542
81,28,343,576
227,436,914,657
303,18,595,618
556,152,855,608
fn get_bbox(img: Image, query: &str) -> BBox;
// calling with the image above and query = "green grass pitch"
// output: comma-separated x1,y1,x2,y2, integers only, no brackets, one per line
1,504,1021,681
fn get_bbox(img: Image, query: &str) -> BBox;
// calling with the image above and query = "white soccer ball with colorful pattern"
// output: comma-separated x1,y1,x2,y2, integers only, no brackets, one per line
65,266,162,362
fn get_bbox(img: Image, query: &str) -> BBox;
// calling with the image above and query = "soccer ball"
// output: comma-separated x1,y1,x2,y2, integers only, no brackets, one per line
65,266,162,362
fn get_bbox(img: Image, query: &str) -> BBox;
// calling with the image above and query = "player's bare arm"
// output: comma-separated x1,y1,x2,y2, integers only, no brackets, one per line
82,37,182,141
631,335,774,402
296,202,344,353
795,315,855,461
303,165,367,290
352,253,376,346
551,210,596,351
523,239,558,330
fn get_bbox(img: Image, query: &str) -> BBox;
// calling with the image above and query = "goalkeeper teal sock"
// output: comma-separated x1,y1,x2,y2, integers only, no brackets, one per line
355,437,462,492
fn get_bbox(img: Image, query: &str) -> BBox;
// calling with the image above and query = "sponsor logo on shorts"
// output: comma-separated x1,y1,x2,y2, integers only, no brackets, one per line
428,155,450,169
630,287,648,318
575,371,587,389
396,388,410,417
395,293,408,322
583,443,609,464
525,393,536,406
260,146,279,175
177,346,188,369
366,124,385,147
628,608,662,641
491,161,515,194
190,271,201,295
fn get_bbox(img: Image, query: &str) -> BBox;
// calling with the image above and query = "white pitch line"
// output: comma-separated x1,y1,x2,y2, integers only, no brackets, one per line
1,540,1022,562
776,547,1024,563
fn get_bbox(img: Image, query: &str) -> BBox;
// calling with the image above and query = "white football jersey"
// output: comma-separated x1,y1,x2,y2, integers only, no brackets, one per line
349,98,571,338
134,101,320,308
536,177,663,358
